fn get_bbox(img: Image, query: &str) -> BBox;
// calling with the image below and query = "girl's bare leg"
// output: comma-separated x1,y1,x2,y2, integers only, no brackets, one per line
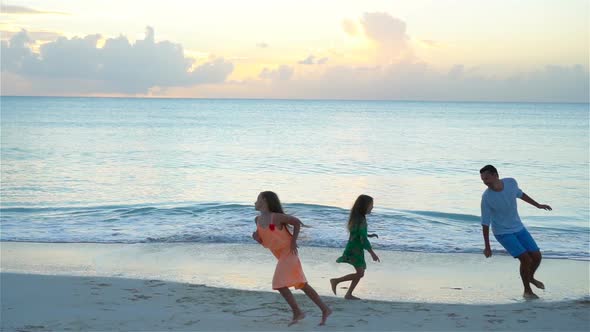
344,267,365,300
331,267,365,299
277,287,305,326
330,273,357,295
301,283,332,325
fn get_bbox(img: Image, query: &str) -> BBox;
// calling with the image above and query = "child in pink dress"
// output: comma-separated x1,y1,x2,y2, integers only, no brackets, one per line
252,191,331,326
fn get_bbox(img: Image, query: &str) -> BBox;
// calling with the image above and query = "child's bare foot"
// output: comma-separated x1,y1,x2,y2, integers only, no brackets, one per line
523,291,539,300
288,312,305,326
531,279,545,290
319,308,332,326
330,279,337,295
344,294,361,300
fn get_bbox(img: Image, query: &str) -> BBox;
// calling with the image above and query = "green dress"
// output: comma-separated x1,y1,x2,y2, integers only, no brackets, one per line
336,219,372,269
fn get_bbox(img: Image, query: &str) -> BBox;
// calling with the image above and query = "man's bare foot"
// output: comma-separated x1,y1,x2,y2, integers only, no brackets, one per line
288,312,305,326
319,308,332,326
523,291,539,300
344,294,361,300
531,279,545,290
330,279,337,295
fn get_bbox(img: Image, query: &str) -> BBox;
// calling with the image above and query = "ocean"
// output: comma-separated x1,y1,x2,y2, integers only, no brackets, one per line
1,97,588,260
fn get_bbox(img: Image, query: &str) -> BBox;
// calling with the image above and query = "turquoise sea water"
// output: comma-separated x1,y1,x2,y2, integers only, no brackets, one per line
1,97,588,259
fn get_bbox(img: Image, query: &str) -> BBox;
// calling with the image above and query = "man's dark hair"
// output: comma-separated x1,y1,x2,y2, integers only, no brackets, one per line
480,165,498,175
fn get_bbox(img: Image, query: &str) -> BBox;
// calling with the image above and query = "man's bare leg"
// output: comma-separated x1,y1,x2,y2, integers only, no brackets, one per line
518,253,538,299
528,250,545,289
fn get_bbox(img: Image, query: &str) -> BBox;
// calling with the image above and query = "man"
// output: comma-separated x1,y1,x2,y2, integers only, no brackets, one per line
479,165,552,299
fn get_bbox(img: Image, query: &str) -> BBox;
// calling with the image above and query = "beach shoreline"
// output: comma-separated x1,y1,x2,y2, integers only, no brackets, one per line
1,272,589,331
1,242,589,330
2,242,588,304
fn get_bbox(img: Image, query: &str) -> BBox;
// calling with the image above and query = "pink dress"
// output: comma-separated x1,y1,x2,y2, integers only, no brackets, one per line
257,213,307,290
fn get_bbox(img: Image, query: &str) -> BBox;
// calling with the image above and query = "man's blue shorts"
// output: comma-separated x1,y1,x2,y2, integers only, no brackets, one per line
494,228,540,258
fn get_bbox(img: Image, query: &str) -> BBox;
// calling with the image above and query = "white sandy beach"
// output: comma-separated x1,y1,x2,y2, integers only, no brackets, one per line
1,242,589,331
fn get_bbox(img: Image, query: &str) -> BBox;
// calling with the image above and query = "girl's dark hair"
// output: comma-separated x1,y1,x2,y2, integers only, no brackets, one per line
259,191,285,214
347,194,373,231
259,191,305,233
479,165,498,175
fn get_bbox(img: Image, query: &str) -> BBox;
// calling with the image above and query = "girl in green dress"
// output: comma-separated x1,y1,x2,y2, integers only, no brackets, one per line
330,194,380,300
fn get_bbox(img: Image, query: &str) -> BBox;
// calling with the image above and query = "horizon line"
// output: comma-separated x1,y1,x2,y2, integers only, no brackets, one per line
1,94,589,105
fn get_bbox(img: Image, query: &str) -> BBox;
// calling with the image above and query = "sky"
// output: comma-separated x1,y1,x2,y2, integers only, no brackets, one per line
1,0,589,102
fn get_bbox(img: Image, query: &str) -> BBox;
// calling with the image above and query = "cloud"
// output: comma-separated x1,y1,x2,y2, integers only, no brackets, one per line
360,12,408,45
359,12,412,62
190,57,234,84
297,55,328,65
448,64,464,80
256,42,269,48
184,62,589,103
1,30,62,42
317,62,588,102
259,65,293,81
1,5,68,15
341,19,358,36
1,27,234,94
298,55,315,65
342,12,417,65
419,39,440,48
2,11,586,102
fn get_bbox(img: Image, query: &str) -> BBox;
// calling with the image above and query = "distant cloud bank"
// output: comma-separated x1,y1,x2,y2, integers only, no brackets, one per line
1,27,234,94
1,5,69,15
1,14,588,102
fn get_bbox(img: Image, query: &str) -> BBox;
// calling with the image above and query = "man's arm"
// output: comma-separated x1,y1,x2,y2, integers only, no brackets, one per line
482,225,492,258
520,193,552,211
481,197,492,257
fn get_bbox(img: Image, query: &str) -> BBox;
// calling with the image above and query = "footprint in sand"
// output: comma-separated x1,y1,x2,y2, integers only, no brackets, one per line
145,280,166,287
176,296,196,303
22,325,45,330
365,307,388,315
233,307,274,318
